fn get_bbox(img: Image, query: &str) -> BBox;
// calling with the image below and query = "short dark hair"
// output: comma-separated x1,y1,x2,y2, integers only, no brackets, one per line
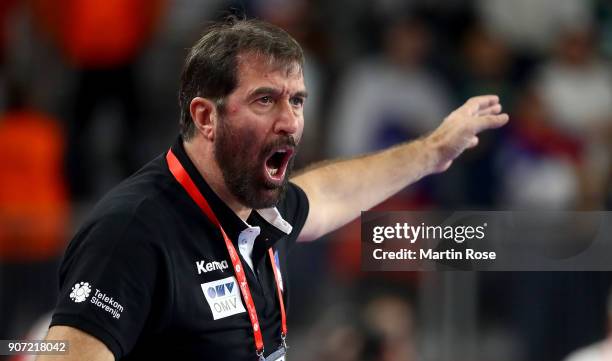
178,18,305,140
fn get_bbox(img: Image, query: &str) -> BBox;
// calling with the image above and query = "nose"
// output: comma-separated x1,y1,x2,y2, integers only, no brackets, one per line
273,101,300,135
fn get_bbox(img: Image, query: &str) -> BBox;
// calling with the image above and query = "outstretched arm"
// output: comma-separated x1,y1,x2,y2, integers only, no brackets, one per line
292,95,509,242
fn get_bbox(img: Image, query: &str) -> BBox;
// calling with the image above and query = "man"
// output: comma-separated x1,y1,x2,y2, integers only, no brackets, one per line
38,19,508,361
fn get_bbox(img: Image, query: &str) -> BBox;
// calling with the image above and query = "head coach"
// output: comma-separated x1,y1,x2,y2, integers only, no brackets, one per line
38,18,508,361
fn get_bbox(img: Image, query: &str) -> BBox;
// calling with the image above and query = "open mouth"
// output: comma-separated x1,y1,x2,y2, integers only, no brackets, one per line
264,146,294,184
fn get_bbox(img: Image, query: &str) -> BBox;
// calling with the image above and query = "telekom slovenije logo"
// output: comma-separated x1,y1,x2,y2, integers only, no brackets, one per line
70,281,92,303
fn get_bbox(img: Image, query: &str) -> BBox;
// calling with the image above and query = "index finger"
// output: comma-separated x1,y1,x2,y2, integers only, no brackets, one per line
466,95,500,114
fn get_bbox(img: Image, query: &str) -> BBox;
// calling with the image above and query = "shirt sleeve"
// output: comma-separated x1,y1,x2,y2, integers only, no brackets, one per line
277,182,309,248
50,210,162,360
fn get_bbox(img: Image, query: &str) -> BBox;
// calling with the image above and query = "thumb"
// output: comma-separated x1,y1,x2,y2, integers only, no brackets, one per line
467,136,479,149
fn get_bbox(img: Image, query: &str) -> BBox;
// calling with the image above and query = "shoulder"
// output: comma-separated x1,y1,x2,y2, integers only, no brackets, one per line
69,155,177,252
93,154,174,217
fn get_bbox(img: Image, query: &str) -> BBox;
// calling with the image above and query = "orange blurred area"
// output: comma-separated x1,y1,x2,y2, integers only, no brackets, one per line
31,0,164,68
0,110,68,261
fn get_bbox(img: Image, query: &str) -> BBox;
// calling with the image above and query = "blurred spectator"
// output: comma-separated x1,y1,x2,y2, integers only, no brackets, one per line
476,0,593,55
455,24,515,103
328,15,451,158
496,86,582,209
0,81,68,262
315,294,417,361
318,319,372,361
326,14,451,214
30,0,165,200
534,26,612,209
537,27,612,137
0,80,68,341
437,23,517,207
562,287,612,361
362,295,417,361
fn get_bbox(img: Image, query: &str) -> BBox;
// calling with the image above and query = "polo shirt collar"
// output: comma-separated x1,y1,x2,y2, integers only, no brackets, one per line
170,137,292,248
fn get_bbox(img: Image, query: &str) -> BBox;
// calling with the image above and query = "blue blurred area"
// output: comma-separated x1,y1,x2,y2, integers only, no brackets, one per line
0,1,611,361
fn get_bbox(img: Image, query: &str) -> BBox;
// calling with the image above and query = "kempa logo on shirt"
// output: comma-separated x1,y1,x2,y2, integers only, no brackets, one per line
201,276,246,320
196,259,229,274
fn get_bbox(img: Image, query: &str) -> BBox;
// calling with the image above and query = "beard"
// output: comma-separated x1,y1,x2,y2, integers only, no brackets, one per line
214,118,297,209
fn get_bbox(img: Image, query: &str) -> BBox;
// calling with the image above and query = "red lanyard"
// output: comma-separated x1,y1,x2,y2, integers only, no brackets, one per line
166,149,287,357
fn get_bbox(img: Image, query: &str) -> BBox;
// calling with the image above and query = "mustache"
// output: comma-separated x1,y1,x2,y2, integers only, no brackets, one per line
261,135,297,156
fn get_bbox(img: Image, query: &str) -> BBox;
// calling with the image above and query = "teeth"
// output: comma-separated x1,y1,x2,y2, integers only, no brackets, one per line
266,149,289,179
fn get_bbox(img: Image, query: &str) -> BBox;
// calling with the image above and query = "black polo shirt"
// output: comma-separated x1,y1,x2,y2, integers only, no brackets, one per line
50,138,309,360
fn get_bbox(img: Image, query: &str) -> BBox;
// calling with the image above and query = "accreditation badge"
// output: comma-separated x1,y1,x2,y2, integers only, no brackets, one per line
264,346,286,361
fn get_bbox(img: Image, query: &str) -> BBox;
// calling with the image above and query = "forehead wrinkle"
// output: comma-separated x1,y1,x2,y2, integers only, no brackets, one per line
239,69,306,101
236,52,303,84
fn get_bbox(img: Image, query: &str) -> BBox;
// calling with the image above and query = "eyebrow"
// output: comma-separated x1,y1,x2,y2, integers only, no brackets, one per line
249,87,309,99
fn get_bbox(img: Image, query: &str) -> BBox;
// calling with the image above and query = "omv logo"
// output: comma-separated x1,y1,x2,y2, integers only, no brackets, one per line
201,276,246,320
207,281,235,298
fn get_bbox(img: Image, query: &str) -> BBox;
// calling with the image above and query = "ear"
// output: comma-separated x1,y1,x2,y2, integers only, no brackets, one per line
189,97,217,141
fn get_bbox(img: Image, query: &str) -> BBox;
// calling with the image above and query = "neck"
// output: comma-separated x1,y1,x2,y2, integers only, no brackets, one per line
183,138,252,221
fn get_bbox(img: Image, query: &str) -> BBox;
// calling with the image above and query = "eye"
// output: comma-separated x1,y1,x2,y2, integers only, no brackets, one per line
290,97,304,107
258,96,274,105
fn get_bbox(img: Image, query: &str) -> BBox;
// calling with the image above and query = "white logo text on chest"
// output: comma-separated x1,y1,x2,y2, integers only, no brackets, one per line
196,259,229,274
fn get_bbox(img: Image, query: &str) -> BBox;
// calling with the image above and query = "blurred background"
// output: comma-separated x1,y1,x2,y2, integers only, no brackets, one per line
0,0,611,360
